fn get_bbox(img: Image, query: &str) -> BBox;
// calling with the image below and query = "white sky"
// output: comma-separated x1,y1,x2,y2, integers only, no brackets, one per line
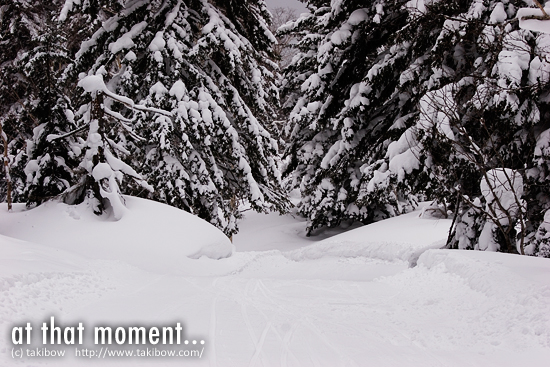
265,0,309,14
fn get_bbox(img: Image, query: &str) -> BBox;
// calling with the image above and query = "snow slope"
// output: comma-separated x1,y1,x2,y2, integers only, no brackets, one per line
0,196,233,274
1,198,549,366
284,208,451,264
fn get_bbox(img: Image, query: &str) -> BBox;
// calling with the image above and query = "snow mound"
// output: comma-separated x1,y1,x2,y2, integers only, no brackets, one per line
284,209,452,264
379,249,550,355
415,249,550,349
0,196,233,274
418,249,550,297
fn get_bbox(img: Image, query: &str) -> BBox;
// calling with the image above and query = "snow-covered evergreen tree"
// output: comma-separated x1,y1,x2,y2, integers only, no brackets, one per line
280,0,440,234
0,0,77,205
22,29,80,207
62,0,288,233
515,1,550,258
394,0,550,255
282,0,550,254
0,0,38,203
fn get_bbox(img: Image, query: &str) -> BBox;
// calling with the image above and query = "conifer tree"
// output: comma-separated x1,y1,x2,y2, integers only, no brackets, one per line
393,0,550,255
282,0,550,255
0,0,76,205
22,28,79,207
281,0,435,234
62,0,288,233
0,0,37,203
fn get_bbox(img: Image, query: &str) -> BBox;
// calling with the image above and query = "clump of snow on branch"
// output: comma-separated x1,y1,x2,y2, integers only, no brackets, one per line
517,3,550,33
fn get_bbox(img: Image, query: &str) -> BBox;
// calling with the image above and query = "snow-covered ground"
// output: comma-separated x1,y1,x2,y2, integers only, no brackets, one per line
1,198,549,366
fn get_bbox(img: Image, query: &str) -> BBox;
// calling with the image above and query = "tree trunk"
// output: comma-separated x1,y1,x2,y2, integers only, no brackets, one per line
0,124,12,211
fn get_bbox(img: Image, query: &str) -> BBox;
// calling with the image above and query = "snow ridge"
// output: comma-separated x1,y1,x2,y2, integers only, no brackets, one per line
283,239,445,266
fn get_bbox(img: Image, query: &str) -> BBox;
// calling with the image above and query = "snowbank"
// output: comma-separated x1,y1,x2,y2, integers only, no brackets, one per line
0,196,233,274
418,249,550,296
414,249,550,350
284,208,452,264
0,234,88,277
377,248,550,361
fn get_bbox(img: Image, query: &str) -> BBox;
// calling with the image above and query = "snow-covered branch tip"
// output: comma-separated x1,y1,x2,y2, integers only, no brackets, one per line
46,123,90,142
78,74,173,117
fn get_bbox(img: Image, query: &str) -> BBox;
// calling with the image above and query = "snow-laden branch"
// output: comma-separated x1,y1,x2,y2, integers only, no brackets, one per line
103,106,146,142
78,74,173,117
517,1,550,33
47,123,89,142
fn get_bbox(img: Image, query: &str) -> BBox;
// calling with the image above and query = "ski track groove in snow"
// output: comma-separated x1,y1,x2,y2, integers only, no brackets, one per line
250,279,300,366
209,295,218,367
248,321,272,367
281,322,299,367
239,281,261,361
248,279,300,366
304,316,349,367
242,279,273,367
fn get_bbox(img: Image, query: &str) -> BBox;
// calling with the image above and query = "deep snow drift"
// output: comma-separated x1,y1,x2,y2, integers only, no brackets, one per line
1,198,549,366
0,196,233,274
